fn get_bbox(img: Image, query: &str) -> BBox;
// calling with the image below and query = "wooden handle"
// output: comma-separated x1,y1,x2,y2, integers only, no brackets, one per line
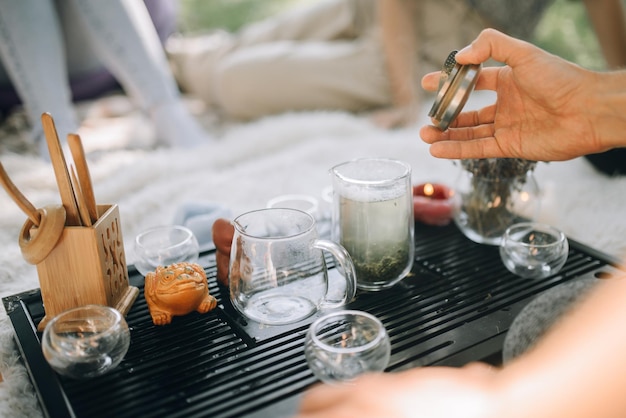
70,166,92,227
67,133,98,223
41,113,81,226
0,161,41,226
19,205,66,265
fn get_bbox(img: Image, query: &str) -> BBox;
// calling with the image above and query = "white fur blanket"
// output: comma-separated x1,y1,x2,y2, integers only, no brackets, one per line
1,91,625,416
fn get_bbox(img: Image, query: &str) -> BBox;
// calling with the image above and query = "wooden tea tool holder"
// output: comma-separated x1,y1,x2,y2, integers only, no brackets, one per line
27,204,139,331
24,114,139,331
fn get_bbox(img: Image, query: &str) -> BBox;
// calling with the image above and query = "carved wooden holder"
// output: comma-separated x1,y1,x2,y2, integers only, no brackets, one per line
32,204,139,331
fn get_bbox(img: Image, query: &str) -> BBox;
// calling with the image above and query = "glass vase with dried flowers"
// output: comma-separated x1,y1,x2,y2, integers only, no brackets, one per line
452,158,540,245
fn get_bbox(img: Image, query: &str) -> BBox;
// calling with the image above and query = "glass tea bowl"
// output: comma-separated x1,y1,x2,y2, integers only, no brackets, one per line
134,225,200,276
266,194,320,218
42,305,131,379
304,310,391,384
267,194,332,238
499,222,569,279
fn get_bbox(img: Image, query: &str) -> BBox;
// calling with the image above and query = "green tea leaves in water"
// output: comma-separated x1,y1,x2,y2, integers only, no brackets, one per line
338,194,412,289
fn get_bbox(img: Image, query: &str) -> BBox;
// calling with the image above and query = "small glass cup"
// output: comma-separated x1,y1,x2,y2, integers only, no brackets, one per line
41,305,131,379
266,194,320,218
134,225,199,276
267,193,331,238
499,222,569,279
304,310,391,384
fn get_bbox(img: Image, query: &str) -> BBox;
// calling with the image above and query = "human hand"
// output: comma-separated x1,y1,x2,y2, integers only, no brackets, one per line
294,363,500,418
420,29,604,162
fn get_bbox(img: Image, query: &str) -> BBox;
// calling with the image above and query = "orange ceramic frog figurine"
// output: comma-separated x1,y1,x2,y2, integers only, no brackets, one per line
145,262,217,325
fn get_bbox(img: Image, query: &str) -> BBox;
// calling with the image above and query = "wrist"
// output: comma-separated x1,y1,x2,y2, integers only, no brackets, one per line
587,70,626,151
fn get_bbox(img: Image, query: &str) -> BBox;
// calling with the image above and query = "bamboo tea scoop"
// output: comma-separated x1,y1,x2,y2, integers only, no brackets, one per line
68,133,98,224
41,113,81,226
0,161,41,226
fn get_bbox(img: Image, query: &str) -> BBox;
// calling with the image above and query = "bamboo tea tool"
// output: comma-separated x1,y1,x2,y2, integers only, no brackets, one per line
6,113,139,331
0,162,66,265
0,161,42,227
70,166,92,227
41,113,81,226
68,133,98,224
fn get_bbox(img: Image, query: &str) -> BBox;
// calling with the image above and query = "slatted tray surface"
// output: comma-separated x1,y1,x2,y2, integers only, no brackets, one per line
4,223,623,418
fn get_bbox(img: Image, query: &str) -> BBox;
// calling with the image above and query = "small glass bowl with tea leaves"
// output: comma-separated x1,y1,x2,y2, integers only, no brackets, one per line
304,310,391,384
499,222,569,279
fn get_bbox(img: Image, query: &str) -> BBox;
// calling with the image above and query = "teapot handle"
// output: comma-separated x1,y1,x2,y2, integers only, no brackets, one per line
313,239,357,308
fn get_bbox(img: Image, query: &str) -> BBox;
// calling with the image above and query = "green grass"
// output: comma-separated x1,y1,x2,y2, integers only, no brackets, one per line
177,0,607,69
534,0,605,70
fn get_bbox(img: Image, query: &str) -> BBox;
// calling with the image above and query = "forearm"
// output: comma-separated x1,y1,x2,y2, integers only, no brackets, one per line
494,275,626,418
377,0,419,107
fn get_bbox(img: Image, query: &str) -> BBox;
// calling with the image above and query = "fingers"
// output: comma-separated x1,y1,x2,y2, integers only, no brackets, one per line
463,362,499,377
420,105,497,144
422,71,440,92
422,61,500,96
421,110,505,159
473,67,500,91
419,106,505,160
454,105,496,129
428,138,505,160
298,383,351,414
455,28,538,68
298,373,389,415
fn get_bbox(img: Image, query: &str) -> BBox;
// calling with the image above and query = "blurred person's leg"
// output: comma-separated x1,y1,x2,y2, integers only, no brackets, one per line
166,30,236,107
68,0,211,147
167,0,376,109
0,0,177,115
56,0,178,102
214,0,485,120
169,0,485,120
214,33,389,119
0,0,79,155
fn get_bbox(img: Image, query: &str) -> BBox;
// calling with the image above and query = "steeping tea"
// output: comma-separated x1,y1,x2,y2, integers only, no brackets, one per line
331,158,414,291
338,194,412,289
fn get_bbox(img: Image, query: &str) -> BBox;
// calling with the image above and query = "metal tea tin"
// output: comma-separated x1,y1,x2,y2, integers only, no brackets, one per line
428,51,481,131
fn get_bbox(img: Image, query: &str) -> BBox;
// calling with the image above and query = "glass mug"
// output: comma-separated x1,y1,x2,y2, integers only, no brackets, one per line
331,158,415,291
229,208,357,325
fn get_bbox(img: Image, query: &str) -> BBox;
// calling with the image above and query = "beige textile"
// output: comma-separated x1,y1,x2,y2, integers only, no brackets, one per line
168,0,485,120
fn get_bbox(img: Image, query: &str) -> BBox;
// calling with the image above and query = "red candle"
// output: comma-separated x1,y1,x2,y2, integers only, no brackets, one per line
413,183,454,226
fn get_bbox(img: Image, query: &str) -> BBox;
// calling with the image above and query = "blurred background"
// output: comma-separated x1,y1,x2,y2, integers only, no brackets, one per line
177,0,607,70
